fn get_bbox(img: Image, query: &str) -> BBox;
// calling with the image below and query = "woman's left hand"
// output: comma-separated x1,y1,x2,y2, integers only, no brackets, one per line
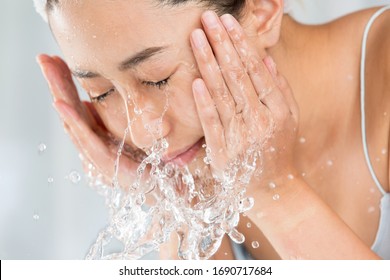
190,11,299,186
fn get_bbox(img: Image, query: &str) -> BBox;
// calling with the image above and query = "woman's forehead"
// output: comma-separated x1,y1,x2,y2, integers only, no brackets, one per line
49,0,202,74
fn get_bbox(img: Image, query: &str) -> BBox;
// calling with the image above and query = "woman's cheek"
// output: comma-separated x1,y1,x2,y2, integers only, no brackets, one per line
94,98,129,139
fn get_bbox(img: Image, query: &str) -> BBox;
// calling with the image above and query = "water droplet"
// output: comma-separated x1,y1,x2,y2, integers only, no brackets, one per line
164,163,175,178
381,149,387,155
326,160,333,166
161,139,169,149
273,194,280,201
67,170,81,184
301,172,306,177
92,35,97,39
203,156,211,165
228,228,245,244
47,177,54,184
246,222,251,228
368,206,375,213
287,174,294,180
37,143,47,154
202,144,207,149
239,197,254,212
252,241,260,249
269,146,276,152
33,214,40,221
268,182,276,189
136,194,145,206
299,137,306,144
134,107,142,115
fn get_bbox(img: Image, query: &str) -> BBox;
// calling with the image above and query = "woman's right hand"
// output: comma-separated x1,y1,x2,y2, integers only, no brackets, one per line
37,54,141,189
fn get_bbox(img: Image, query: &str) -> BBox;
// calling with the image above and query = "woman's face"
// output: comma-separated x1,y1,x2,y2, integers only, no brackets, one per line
50,0,208,167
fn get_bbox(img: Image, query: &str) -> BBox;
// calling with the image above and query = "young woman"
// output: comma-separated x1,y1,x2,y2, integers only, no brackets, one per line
36,0,390,259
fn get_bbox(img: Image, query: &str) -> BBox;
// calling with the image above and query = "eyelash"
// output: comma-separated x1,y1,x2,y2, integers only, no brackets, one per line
142,77,170,89
91,88,115,103
91,77,171,103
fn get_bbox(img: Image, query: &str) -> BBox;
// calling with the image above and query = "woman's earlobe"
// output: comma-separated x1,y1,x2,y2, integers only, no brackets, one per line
250,0,284,47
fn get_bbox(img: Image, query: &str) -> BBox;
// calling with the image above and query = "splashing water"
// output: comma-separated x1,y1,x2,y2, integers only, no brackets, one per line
83,64,268,260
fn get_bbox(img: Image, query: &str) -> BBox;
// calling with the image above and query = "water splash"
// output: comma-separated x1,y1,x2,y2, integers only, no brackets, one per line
83,68,266,260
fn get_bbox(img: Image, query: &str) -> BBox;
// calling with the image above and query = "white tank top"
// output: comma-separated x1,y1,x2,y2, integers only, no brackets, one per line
361,5,390,260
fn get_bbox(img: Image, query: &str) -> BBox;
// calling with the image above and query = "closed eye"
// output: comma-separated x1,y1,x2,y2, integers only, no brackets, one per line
91,88,115,103
142,77,170,89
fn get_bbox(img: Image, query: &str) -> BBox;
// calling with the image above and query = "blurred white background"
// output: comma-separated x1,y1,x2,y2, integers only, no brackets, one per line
1,0,389,259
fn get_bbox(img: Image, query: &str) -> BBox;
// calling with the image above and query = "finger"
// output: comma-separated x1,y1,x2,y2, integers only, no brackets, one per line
83,101,107,132
263,56,299,123
193,78,228,171
200,11,260,122
37,54,86,120
219,15,290,116
54,100,138,187
190,28,236,129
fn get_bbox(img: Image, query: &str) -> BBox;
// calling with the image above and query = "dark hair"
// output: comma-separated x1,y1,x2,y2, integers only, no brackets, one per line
46,0,246,19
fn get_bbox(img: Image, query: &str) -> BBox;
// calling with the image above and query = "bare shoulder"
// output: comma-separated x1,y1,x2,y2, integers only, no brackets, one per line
327,6,390,191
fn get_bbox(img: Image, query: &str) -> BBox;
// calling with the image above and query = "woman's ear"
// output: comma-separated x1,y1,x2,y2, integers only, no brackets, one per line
244,0,284,48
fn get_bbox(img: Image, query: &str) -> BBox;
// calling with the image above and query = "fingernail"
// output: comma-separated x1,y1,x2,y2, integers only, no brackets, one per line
221,14,235,31
192,29,207,49
202,11,219,29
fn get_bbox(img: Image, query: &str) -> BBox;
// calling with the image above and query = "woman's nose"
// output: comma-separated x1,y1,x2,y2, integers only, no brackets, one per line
129,105,171,150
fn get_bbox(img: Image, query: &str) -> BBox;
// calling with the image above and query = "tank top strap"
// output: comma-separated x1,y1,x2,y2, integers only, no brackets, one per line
360,5,390,196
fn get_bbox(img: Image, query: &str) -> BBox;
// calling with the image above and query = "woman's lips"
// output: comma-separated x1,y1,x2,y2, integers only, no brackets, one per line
163,138,204,166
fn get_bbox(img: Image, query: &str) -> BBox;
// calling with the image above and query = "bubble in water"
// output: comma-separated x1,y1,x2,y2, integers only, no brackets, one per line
67,170,82,184
246,222,251,228
268,182,276,189
273,194,280,201
47,177,54,184
37,143,47,154
252,241,260,249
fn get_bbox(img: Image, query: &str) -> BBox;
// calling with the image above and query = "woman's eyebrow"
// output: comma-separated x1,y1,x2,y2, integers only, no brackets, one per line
118,46,167,71
71,46,168,79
